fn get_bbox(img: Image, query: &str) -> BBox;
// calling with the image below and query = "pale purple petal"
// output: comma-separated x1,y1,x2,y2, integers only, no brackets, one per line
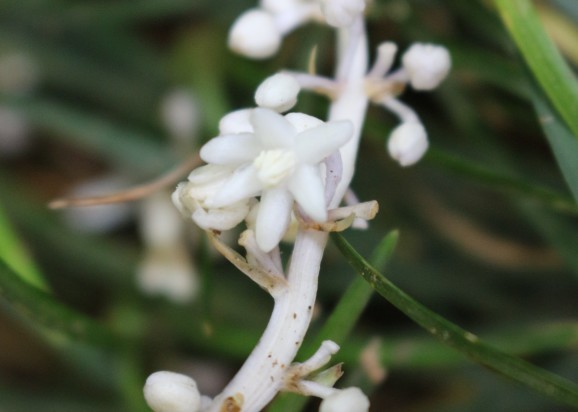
200,133,261,165
251,108,296,149
209,165,262,208
255,187,293,252
294,120,353,164
288,164,327,222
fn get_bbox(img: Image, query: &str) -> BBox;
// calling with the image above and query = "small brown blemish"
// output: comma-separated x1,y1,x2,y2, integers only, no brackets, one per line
220,393,244,412
308,306,312,311
292,312,297,319
295,341,300,346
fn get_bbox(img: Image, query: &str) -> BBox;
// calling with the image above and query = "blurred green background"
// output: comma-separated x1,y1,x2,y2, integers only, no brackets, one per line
1,0,578,411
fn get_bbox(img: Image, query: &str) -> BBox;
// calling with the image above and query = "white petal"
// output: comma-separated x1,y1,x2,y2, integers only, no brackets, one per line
295,120,353,164
285,112,324,133
200,133,260,165
255,188,293,252
187,164,235,185
251,108,296,149
289,164,327,222
192,202,249,231
209,165,262,207
219,109,254,134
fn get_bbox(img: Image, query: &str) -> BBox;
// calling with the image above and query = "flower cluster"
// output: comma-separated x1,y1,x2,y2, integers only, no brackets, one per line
174,107,352,252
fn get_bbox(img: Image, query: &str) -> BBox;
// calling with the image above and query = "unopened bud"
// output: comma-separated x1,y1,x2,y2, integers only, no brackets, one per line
228,9,282,59
387,122,428,167
402,43,451,90
319,387,370,412
255,73,300,113
144,371,201,412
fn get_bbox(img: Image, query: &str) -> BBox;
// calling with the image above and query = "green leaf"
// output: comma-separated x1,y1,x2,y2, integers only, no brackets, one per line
494,0,578,139
531,90,578,204
0,202,48,291
331,233,578,408
428,148,578,215
0,258,119,348
0,95,176,177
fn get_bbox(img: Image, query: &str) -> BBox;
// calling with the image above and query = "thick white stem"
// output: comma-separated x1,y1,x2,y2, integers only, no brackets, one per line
208,230,327,411
208,18,369,412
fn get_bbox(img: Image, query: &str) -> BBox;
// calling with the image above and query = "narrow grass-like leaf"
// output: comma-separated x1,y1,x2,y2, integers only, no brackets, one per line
427,149,578,214
269,231,399,412
0,258,118,348
531,90,578,204
494,0,578,138
0,203,48,291
0,95,175,176
332,233,578,408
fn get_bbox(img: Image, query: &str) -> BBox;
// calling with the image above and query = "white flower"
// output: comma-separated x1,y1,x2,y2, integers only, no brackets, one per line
387,122,428,166
172,165,252,231
319,387,370,412
197,108,353,251
321,0,365,27
401,43,451,90
255,73,301,113
228,9,282,59
144,371,201,412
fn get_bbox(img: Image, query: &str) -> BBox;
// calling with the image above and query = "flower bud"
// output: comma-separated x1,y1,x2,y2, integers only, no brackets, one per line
255,73,300,113
401,43,451,90
319,387,370,412
321,0,365,27
144,371,201,412
387,122,428,167
228,9,282,59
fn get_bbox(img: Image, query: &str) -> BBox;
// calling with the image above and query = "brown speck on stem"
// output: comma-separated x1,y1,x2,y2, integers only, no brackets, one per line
220,393,244,412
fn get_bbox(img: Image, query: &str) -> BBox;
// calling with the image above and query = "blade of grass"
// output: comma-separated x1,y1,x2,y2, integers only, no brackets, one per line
332,233,578,408
0,202,48,291
0,95,175,176
531,88,578,204
494,0,578,139
269,231,399,412
427,148,578,215
0,258,119,348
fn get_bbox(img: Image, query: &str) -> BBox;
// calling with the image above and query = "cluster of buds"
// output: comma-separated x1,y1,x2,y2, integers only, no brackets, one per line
146,0,450,411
